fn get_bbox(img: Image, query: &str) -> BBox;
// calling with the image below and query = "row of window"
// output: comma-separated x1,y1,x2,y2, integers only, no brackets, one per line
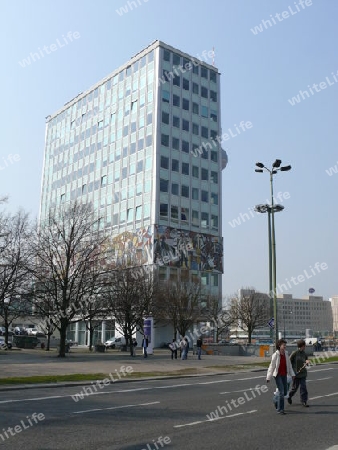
162,103,217,122
162,85,217,102
160,156,218,181
160,181,218,204
162,49,217,83
159,204,218,229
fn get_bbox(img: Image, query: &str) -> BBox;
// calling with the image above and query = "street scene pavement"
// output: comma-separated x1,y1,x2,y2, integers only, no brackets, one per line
1,349,338,449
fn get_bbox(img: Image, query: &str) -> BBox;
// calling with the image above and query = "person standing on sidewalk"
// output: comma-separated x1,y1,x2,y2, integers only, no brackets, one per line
196,337,203,360
142,335,149,358
288,339,310,407
266,338,295,415
169,339,178,360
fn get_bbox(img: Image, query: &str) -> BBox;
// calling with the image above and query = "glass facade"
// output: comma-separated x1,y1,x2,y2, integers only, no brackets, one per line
40,41,225,298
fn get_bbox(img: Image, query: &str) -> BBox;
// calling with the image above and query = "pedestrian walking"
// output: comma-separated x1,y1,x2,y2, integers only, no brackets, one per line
288,339,310,407
169,339,178,360
184,337,189,359
132,338,137,357
180,337,187,360
266,338,295,415
142,335,149,358
196,337,203,360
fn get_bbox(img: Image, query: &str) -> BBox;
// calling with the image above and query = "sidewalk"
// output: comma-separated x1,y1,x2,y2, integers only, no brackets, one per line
0,347,270,391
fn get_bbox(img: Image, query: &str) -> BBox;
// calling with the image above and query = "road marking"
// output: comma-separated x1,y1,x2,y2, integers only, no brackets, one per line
155,383,192,389
198,380,231,385
220,388,264,395
73,401,160,415
174,409,257,428
236,376,265,381
325,392,338,397
0,394,65,404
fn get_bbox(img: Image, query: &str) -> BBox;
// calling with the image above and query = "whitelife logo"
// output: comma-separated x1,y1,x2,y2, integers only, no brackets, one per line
116,0,150,16
288,70,338,106
18,32,80,68
250,0,313,35
326,161,338,176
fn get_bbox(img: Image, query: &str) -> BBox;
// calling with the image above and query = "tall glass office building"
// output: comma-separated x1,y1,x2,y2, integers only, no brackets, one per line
40,40,227,343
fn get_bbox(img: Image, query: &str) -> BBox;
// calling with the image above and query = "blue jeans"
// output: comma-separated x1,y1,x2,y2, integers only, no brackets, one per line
275,375,288,412
197,347,202,359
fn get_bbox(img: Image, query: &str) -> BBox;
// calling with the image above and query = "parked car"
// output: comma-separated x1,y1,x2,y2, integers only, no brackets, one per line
0,337,12,349
0,327,14,336
105,338,117,349
114,337,126,348
27,328,45,337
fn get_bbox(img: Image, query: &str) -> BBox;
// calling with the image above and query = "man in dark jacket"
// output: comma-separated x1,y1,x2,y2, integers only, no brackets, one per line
196,337,203,360
142,335,149,358
288,339,310,407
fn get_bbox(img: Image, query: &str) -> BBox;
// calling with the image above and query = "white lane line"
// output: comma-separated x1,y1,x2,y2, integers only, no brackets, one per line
310,396,323,400
220,388,263,395
74,401,160,415
325,392,338,397
316,377,332,381
174,410,257,428
0,394,65,404
236,376,266,381
155,383,192,389
198,380,231,385
309,368,334,372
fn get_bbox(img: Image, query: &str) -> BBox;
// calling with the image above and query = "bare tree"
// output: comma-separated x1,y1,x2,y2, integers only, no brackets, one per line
105,266,154,356
155,279,202,340
0,210,33,346
32,202,107,357
201,295,232,342
228,288,270,343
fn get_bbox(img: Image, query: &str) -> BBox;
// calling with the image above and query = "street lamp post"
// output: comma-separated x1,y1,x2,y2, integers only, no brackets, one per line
254,203,284,341
255,159,291,349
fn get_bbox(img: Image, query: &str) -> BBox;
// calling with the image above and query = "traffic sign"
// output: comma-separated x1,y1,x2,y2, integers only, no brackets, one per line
268,318,274,328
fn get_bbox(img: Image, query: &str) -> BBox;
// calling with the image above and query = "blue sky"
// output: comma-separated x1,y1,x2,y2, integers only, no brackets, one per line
1,0,337,301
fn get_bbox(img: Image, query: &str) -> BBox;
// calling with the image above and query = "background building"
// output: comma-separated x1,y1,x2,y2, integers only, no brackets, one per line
330,296,338,336
39,40,226,346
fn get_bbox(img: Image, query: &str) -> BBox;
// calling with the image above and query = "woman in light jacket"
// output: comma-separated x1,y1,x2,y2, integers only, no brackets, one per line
266,338,295,415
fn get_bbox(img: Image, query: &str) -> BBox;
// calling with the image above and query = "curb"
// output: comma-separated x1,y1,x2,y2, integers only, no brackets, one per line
0,367,268,392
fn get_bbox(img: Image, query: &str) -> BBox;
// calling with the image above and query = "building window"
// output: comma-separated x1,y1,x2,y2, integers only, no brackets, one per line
181,208,188,221
201,67,208,79
210,71,216,83
192,102,199,114
183,78,189,90
192,83,199,94
162,112,169,124
210,109,217,122
171,205,178,220
210,130,218,140
201,126,208,138
161,134,169,146
210,90,217,102
192,123,199,135
201,212,209,228
201,87,208,98
173,94,180,107
171,183,179,195
201,190,208,202
201,106,208,118
181,185,189,198
172,159,179,172
173,75,180,87
192,187,199,200
211,151,218,162
211,215,218,229
160,204,168,217
173,53,180,65
192,64,199,75
182,162,189,175
192,210,199,225
160,156,169,169
182,140,189,153
182,98,189,110
160,179,169,193
172,137,180,150
192,166,199,178
101,175,107,187
201,168,208,181
211,193,218,205
211,171,218,183
162,90,170,103
163,49,170,61
182,120,189,132
173,116,180,128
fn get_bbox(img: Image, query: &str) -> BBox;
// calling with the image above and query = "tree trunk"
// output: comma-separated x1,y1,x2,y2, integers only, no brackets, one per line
46,333,51,351
89,322,94,351
58,319,68,357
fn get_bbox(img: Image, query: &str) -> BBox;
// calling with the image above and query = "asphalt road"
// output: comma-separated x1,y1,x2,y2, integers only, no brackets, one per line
1,363,338,450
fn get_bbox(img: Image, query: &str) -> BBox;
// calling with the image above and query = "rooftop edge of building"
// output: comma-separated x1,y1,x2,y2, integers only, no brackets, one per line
46,39,220,122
